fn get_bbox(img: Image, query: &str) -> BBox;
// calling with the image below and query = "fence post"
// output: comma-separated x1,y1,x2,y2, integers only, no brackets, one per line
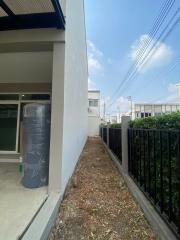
107,123,110,147
121,116,131,174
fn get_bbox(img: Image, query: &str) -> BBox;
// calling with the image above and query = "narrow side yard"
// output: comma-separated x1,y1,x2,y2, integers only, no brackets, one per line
49,137,156,240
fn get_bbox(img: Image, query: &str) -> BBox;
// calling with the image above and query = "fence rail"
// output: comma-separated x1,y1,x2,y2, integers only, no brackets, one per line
109,128,122,163
128,128,180,236
101,127,122,163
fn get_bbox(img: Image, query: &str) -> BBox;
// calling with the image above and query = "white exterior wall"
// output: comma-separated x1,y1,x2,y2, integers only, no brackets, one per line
88,91,100,136
0,1,88,196
49,43,65,193
0,52,53,83
61,0,88,192
88,117,100,136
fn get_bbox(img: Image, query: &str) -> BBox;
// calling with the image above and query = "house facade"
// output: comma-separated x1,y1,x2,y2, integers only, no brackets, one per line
0,0,88,238
88,90,100,136
133,103,180,119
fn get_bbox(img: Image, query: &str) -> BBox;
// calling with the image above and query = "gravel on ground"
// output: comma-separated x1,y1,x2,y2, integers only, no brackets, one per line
49,137,157,240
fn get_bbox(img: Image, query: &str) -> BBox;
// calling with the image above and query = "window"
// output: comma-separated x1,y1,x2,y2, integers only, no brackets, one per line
144,112,152,118
21,94,50,101
141,113,144,118
136,112,140,118
155,112,161,116
89,99,98,107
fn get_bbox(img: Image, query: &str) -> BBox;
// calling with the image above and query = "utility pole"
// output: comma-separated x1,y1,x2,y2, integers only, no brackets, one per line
176,83,180,104
128,96,133,119
117,106,121,123
101,96,106,122
106,113,110,123
103,101,106,121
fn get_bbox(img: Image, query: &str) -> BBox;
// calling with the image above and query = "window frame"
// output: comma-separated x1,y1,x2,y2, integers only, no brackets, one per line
0,92,51,154
0,101,20,154
89,99,99,107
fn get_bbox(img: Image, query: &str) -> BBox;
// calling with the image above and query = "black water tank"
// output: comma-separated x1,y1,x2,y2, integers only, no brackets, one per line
22,103,51,188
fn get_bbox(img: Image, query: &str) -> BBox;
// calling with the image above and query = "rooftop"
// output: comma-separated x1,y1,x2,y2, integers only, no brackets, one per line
88,90,100,93
135,102,180,106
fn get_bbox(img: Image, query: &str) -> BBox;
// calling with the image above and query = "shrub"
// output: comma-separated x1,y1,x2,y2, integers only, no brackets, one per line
129,112,180,129
110,123,121,128
129,112,180,227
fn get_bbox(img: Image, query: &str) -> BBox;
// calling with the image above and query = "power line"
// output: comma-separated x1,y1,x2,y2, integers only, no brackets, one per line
125,7,180,83
115,6,180,99
128,57,180,104
129,0,175,75
129,57,180,96
107,0,175,108
108,5,180,110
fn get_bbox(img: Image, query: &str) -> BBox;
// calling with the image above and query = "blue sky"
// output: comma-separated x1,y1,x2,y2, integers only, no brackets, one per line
85,0,180,114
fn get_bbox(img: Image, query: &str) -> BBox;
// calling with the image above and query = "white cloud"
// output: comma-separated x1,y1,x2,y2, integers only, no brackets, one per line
88,57,102,73
87,40,103,74
129,34,173,73
100,96,131,118
88,41,103,58
114,96,131,113
166,83,179,102
153,83,180,103
168,83,178,93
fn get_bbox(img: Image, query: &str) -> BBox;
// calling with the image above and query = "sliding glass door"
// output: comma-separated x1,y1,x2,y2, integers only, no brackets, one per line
0,93,50,154
0,103,19,152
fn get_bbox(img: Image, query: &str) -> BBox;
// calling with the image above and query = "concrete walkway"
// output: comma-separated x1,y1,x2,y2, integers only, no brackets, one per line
50,137,156,240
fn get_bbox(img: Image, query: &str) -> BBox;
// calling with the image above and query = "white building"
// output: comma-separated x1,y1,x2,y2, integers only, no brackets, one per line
0,0,88,239
110,115,118,124
88,90,100,136
133,103,180,119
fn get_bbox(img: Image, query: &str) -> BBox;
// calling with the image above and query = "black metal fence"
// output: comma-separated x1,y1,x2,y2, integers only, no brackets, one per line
101,127,107,144
109,128,122,163
100,127,122,163
128,128,180,236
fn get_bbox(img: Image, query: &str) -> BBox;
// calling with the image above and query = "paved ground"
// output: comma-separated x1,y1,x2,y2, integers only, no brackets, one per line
0,163,47,240
49,137,157,240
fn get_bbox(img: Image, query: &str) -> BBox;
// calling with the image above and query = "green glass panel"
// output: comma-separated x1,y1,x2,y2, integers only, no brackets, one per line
0,94,19,100
0,104,18,151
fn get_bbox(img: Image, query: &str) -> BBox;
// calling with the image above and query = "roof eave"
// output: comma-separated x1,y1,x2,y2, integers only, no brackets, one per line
0,0,65,31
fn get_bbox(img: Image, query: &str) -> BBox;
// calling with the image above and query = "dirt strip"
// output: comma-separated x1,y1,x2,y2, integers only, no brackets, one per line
49,137,157,240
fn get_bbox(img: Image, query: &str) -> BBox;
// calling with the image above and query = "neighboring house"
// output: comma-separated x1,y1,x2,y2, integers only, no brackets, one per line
116,112,130,123
0,0,88,239
88,90,100,136
110,115,118,124
133,103,180,119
